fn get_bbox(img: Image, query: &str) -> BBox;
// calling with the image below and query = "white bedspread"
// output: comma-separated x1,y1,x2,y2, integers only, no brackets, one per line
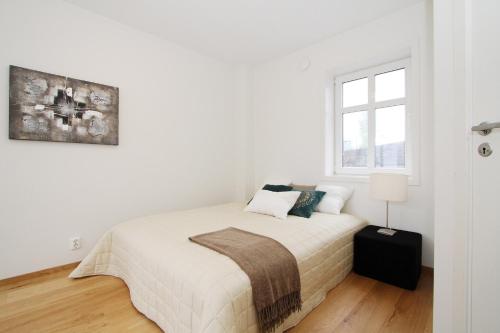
70,203,366,333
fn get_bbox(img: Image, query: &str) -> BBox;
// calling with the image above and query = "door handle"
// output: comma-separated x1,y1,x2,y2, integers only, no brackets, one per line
471,122,500,135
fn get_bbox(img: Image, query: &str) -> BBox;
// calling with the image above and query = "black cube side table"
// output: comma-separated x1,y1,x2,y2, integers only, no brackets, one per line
354,225,422,290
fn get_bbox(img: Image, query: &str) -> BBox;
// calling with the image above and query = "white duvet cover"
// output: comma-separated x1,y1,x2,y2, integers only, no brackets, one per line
70,203,366,333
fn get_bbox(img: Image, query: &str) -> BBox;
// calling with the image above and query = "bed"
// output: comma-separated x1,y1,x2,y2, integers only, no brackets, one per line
70,202,366,333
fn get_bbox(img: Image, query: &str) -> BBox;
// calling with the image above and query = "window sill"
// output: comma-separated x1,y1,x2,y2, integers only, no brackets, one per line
323,174,421,186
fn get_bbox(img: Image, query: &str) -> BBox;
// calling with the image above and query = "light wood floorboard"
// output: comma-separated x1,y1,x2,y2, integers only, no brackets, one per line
0,266,432,333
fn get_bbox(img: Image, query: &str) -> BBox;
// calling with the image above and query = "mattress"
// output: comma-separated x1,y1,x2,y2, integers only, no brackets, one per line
70,203,366,333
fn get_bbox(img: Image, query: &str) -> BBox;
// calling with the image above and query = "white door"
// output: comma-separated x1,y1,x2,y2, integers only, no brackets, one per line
470,0,500,331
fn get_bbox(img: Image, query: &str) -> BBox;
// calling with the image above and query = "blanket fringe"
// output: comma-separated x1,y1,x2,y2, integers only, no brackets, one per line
256,291,302,333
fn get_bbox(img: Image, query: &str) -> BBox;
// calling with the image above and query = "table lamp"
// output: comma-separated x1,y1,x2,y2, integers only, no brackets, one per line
369,173,408,236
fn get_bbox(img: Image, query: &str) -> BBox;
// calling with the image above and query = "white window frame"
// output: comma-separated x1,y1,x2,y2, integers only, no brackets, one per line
333,58,412,177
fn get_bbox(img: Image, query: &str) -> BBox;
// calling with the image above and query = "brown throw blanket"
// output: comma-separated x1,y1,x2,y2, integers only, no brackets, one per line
189,227,302,333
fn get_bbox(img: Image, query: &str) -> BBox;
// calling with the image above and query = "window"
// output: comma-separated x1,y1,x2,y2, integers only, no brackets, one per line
334,59,411,176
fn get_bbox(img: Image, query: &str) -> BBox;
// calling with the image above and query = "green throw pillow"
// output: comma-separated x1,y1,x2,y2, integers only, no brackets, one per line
289,190,326,218
262,184,293,192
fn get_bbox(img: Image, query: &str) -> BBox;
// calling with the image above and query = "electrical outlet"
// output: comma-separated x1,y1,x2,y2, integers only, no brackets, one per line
69,237,81,250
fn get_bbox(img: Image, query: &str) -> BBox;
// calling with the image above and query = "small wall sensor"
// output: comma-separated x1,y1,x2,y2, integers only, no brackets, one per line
298,57,311,72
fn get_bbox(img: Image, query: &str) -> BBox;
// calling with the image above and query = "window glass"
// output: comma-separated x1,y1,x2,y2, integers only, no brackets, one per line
375,68,405,102
342,78,368,107
375,105,406,168
342,111,368,167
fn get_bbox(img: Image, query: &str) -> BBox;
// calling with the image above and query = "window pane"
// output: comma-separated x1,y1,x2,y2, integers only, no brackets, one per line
375,68,405,102
342,78,368,107
375,105,406,168
343,111,368,167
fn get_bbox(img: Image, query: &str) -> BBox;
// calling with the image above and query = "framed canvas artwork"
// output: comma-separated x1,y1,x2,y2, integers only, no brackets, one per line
9,65,119,145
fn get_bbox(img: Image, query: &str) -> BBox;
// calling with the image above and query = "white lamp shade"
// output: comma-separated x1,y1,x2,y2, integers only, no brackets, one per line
370,173,408,202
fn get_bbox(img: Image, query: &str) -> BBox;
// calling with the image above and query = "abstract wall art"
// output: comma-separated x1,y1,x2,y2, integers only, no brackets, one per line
9,66,119,145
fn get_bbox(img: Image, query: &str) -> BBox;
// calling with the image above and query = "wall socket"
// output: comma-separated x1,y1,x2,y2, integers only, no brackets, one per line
69,237,81,250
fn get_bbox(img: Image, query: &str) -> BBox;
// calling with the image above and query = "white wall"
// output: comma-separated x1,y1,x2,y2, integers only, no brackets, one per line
250,2,434,266
0,0,240,279
233,65,255,202
0,0,436,278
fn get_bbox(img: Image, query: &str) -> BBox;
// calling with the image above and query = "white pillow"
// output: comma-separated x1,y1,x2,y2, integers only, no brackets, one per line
314,185,353,215
244,190,301,219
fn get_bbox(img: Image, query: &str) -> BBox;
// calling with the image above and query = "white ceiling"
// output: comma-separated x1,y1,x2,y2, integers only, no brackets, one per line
65,0,422,64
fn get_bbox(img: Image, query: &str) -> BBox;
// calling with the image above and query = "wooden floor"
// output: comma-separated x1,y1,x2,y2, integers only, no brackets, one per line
0,265,433,333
